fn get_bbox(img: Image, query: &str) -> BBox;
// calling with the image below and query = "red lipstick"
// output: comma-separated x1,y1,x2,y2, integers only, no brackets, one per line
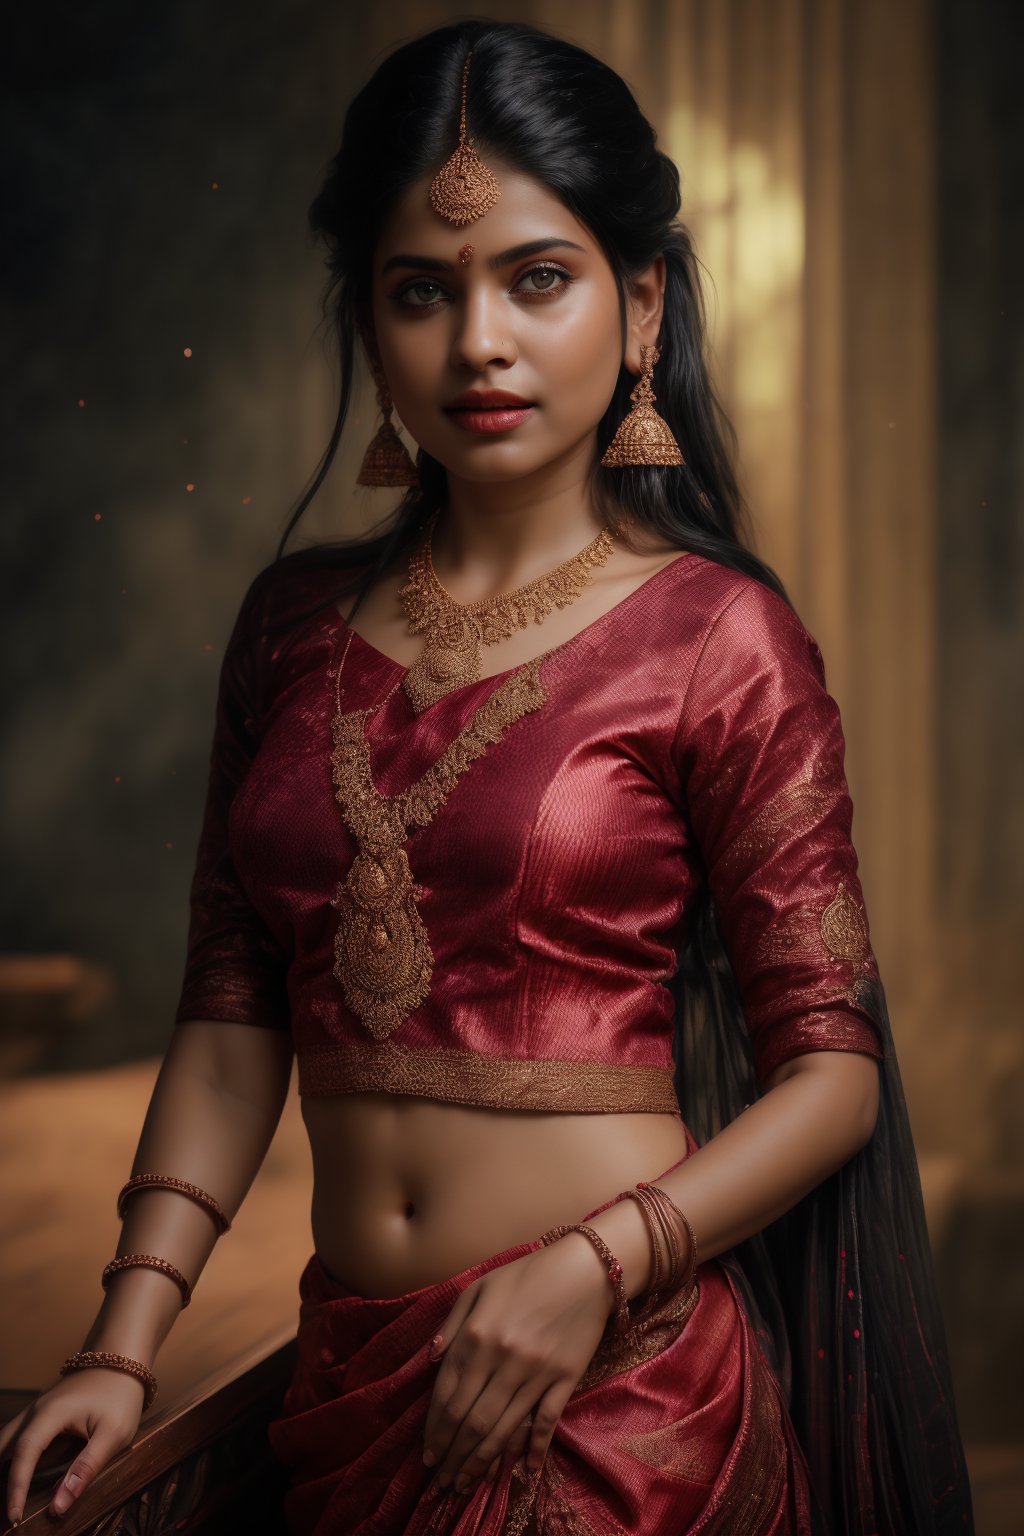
444,388,535,435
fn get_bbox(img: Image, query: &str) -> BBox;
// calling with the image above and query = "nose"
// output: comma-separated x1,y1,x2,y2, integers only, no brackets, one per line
448,285,518,372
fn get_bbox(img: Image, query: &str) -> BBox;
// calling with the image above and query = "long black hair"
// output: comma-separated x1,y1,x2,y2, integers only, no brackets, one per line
266,17,789,625
255,20,972,1533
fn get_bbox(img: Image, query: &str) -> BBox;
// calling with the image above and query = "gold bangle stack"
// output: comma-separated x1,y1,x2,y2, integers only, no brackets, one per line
59,1350,158,1411
64,1174,232,1413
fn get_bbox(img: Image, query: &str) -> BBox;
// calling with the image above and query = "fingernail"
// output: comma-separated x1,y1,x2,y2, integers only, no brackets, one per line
423,1448,435,1466
64,1472,82,1495
427,1333,443,1360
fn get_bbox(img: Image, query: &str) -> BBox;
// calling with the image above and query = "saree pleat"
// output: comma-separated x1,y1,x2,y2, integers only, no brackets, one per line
266,1143,813,1535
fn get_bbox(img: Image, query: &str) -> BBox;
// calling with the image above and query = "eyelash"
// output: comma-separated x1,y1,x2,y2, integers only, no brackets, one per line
393,263,575,313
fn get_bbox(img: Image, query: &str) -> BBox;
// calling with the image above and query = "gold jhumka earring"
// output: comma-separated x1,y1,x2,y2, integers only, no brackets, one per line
356,351,420,489
429,48,501,227
600,343,685,468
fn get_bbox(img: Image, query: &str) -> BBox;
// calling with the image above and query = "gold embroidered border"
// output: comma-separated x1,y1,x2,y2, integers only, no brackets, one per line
330,655,551,1040
296,1039,681,1114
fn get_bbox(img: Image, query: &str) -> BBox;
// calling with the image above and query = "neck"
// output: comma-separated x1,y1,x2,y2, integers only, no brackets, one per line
432,437,607,600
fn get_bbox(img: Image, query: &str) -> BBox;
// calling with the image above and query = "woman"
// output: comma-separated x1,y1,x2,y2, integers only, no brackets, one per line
0,20,971,1535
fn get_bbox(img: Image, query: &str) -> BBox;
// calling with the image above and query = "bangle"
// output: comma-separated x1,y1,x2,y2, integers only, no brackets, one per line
641,1181,698,1292
101,1253,193,1309
615,1188,664,1295
117,1174,231,1234
539,1222,632,1338
60,1350,158,1411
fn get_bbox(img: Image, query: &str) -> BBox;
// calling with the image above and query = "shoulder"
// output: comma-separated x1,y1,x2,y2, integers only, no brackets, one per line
680,555,826,691
232,546,377,642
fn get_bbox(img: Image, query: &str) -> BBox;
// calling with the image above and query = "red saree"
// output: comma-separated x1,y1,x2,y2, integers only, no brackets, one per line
266,1142,814,1535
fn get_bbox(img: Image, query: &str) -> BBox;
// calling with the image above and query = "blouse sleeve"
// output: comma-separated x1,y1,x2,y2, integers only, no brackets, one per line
673,578,885,1086
172,571,291,1031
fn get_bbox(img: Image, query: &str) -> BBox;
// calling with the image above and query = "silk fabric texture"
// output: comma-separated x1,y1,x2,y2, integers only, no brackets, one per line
172,550,971,1532
265,1134,816,1535
172,553,884,1100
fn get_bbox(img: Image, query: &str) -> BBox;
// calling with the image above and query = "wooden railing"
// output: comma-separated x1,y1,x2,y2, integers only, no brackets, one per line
1,1328,297,1534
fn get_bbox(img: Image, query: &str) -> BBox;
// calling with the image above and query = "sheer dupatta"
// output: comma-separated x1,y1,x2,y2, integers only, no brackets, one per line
672,897,974,1535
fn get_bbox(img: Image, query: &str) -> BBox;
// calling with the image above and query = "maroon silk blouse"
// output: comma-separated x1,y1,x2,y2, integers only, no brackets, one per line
172,551,884,1111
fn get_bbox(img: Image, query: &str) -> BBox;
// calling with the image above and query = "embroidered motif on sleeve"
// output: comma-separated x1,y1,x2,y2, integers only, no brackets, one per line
755,879,873,1007
714,771,839,887
330,654,550,1039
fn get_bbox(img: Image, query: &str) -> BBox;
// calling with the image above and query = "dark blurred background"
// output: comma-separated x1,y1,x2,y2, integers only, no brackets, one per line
1,0,1021,1524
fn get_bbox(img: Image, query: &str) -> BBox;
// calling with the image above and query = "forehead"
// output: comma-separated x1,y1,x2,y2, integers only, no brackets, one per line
373,160,595,271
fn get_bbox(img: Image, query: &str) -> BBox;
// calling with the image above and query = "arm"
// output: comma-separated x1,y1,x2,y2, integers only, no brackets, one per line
582,1050,878,1299
2,570,295,1525
80,1019,294,1367
586,579,884,1296
1,1021,293,1526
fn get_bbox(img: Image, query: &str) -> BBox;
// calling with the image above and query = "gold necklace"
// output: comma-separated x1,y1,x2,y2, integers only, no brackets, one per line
328,626,551,1039
397,510,617,712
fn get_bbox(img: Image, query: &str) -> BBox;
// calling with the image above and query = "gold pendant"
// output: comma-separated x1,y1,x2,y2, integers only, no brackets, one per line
329,660,550,1038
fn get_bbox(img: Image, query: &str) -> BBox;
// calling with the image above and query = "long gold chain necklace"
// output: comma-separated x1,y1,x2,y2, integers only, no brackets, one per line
397,509,617,712
328,625,551,1039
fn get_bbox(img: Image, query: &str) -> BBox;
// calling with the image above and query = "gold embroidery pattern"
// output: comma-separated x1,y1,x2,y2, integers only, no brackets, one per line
296,1039,681,1113
755,877,873,1007
716,773,838,884
573,1276,700,1395
505,1435,627,1536
330,656,550,1038
819,880,870,963
502,1282,700,1534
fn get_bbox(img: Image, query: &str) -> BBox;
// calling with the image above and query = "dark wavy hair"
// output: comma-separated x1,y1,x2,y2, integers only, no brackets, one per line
266,16,789,628
251,20,971,1533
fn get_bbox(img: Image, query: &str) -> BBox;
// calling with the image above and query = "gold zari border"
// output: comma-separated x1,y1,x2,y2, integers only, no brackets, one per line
296,1039,681,1114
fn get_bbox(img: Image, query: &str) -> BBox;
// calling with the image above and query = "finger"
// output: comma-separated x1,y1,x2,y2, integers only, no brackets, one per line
5,1420,59,1525
422,1283,481,1458
427,1351,496,1480
443,1378,540,1491
49,1419,132,1517
424,1312,499,1470
482,1418,530,1489
525,1377,575,1473
0,1405,28,1462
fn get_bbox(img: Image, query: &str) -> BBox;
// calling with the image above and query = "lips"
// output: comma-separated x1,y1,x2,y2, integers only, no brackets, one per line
443,388,535,436
445,390,534,411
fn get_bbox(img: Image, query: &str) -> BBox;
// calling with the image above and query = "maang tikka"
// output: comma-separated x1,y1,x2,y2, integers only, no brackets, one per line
600,343,686,468
429,47,501,226
356,350,420,488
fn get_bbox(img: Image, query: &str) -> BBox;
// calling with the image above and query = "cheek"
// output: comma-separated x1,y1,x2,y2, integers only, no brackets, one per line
539,311,622,422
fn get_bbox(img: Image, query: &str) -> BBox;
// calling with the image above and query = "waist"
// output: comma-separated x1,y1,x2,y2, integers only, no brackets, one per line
303,1096,693,1298
295,1037,681,1114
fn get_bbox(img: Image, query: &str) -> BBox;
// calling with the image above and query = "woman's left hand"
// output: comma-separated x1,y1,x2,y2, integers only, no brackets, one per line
422,1232,615,1496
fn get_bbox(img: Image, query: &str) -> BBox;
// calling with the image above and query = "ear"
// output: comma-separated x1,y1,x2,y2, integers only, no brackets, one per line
622,255,667,375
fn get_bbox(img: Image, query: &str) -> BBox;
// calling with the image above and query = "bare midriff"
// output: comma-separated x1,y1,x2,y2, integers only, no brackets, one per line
309,532,691,1299
302,1094,688,1299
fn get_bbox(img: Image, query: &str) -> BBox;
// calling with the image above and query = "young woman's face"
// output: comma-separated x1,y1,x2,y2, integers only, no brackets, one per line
367,161,629,484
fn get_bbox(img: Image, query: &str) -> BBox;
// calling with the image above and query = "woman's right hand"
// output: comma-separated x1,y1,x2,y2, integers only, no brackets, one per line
0,1367,146,1526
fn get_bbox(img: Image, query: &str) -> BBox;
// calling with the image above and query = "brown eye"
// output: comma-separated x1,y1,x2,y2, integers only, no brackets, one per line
517,264,572,297
400,280,444,307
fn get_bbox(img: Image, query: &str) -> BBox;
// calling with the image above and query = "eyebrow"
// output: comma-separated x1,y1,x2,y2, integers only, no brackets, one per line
380,237,587,276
